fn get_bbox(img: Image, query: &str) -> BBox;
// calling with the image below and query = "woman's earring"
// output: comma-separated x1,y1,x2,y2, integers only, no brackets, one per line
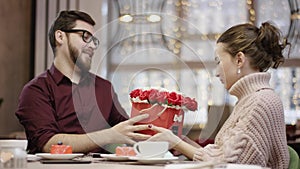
237,68,241,74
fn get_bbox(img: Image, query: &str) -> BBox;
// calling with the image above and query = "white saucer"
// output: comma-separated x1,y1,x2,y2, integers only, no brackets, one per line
35,153,84,160
100,154,130,161
27,154,41,161
128,156,178,164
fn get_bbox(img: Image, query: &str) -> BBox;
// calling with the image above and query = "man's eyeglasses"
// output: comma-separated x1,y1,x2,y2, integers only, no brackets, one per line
61,29,100,48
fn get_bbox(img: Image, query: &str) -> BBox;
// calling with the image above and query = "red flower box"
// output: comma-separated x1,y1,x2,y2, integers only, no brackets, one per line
129,88,197,137
131,102,184,136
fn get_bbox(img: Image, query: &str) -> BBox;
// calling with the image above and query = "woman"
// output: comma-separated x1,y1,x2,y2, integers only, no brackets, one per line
148,22,290,169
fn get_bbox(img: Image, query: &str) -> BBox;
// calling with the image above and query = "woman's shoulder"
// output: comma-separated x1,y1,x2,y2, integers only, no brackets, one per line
254,88,282,106
239,89,284,122
242,88,281,105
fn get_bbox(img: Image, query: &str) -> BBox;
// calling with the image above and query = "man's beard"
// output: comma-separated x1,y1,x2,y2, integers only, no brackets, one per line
68,41,91,75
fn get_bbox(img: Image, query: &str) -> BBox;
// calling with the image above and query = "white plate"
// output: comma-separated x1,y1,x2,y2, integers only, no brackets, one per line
128,156,179,164
35,153,84,160
100,154,130,161
27,154,41,161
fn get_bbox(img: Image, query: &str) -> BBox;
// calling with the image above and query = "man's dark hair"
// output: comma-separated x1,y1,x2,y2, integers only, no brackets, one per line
48,10,95,53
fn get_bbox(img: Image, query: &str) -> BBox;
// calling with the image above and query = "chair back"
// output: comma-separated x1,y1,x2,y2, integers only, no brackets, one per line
288,146,300,169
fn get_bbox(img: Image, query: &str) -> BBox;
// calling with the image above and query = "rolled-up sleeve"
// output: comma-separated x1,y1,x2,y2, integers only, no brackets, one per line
16,82,59,154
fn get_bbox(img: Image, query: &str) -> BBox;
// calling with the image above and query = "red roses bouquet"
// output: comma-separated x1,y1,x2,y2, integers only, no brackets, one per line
129,88,198,136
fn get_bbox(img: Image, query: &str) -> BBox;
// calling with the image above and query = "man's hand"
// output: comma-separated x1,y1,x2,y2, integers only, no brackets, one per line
108,114,152,144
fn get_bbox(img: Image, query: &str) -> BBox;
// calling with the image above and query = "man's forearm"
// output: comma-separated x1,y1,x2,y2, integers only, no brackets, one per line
43,129,114,153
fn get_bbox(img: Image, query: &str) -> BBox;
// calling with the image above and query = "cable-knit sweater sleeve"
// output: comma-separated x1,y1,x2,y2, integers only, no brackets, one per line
194,98,268,165
193,73,289,169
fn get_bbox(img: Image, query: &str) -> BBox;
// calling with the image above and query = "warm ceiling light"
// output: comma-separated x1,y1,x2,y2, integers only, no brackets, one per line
119,14,133,22
147,14,161,22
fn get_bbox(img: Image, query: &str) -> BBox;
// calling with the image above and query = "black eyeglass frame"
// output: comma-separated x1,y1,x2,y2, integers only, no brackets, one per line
61,29,100,48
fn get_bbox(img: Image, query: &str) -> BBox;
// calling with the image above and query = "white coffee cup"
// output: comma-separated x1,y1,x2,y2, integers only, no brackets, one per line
133,141,169,158
0,140,28,150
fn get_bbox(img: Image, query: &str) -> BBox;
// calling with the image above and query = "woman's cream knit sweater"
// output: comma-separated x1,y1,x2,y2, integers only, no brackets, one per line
193,72,289,169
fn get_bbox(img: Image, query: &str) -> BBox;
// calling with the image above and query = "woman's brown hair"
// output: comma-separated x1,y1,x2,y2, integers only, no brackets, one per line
217,22,290,72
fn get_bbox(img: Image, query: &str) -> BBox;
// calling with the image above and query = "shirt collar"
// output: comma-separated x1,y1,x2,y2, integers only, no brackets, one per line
49,64,67,85
49,64,95,85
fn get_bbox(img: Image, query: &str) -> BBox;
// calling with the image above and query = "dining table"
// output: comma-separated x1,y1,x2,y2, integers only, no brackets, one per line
25,155,270,169
25,155,180,169
28,161,165,169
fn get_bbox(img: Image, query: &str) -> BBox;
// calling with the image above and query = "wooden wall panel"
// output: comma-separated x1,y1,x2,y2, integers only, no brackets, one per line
0,0,32,136
34,0,47,76
46,0,57,69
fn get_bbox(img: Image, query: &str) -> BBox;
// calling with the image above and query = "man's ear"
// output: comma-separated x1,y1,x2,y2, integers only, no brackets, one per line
55,30,64,45
236,51,246,67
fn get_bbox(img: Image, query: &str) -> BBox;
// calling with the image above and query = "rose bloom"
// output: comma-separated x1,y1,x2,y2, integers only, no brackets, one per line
130,89,142,98
182,97,198,111
156,91,168,104
130,88,198,111
167,92,183,106
139,90,150,100
148,89,160,103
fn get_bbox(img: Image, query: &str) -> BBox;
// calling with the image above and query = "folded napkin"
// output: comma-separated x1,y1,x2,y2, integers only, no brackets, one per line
225,164,262,169
165,162,262,169
165,162,215,169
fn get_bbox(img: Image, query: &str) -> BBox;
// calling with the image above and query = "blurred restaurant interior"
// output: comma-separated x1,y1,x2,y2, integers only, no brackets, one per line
0,0,300,150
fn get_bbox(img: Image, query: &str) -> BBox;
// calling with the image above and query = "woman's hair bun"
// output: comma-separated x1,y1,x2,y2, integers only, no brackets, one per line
256,22,288,69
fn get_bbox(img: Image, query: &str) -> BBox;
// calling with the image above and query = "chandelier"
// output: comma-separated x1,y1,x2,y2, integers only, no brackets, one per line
114,0,166,50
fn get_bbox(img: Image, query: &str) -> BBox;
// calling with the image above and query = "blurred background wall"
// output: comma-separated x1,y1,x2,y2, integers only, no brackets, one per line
0,0,33,137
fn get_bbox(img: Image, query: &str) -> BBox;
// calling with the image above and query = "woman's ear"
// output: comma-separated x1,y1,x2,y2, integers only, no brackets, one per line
236,51,246,67
55,30,64,45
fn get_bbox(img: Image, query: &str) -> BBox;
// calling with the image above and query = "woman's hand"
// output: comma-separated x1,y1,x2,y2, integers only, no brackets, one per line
147,125,182,149
147,125,200,159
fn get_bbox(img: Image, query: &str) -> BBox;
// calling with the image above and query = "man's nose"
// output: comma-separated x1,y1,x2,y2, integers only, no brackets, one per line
88,42,97,50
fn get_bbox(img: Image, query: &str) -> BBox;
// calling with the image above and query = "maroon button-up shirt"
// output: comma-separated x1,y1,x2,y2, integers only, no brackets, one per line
16,65,128,154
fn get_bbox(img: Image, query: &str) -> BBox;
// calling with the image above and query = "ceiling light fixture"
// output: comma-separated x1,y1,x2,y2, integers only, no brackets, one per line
119,14,133,23
146,14,161,23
